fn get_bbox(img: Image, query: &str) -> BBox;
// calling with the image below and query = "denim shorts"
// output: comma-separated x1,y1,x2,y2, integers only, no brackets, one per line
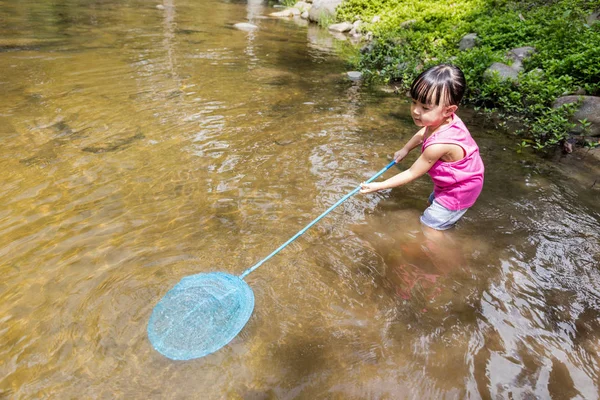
420,193,468,230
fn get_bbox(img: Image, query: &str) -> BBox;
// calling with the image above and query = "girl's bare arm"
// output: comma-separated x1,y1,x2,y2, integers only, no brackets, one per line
361,143,448,194
394,127,426,162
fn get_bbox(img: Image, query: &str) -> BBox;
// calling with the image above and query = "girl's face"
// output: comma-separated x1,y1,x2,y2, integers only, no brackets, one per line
410,99,455,129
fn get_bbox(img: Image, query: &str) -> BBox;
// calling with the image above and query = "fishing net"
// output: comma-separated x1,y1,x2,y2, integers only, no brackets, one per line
147,272,255,360
147,161,397,360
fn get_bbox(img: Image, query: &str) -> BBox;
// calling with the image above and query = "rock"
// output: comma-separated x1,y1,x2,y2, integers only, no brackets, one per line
371,15,381,23
507,46,536,71
484,62,519,82
349,20,362,34
360,41,375,54
400,19,416,29
347,71,363,81
270,9,300,17
459,33,478,51
510,47,534,59
270,10,289,17
329,31,347,41
248,67,297,85
308,0,343,23
526,68,544,78
553,96,600,137
587,10,600,25
396,62,408,73
234,22,258,31
329,22,353,32
483,47,536,83
156,4,165,10
293,1,311,12
301,11,309,19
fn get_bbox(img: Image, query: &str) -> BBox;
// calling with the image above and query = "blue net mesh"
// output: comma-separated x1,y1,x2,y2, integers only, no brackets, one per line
147,272,255,360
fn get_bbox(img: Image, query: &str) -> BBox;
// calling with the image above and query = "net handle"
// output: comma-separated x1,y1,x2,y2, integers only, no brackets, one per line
239,160,396,280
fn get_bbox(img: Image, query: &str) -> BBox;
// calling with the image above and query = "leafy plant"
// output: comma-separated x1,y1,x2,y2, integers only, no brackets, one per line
336,0,600,150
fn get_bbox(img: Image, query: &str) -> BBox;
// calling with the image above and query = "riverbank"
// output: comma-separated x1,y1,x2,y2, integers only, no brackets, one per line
273,0,600,152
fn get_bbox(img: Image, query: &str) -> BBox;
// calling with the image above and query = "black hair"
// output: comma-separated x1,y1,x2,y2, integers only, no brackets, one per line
409,64,466,106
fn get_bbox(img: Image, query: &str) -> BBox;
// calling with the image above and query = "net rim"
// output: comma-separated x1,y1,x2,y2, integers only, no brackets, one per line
148,272,255,360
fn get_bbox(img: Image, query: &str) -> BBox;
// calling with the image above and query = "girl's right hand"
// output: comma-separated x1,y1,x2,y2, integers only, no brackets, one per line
360,182,383,194
394,149,408,162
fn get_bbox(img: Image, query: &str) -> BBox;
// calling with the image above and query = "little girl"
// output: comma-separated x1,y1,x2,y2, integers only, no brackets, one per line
360,64,484,231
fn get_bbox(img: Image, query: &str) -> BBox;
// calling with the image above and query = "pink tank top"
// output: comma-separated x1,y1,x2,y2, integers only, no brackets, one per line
421,114,484,210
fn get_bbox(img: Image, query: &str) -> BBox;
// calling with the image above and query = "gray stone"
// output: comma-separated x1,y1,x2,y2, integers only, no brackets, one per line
526,68,544,78
329,22,353,32
329,31,347,41
400,19,416,29
270,8,300,17
507,46,536,71
587,11,600,25
293,1,311,12
553,96,600,136
270,10,291,17
234,22,258,31
396,62,408,72
347,71,363,81
484,62,519,82
459,33,478,51
301,11,309,19
360,41,375,54
308,0,343,23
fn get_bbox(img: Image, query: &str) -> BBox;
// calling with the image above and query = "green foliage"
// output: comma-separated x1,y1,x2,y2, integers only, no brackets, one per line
526,103,578,149
337,0,600,150
274,0,297,7
316,13,336,28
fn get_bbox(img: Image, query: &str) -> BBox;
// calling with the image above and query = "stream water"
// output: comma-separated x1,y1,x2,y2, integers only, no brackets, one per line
1,0,600,398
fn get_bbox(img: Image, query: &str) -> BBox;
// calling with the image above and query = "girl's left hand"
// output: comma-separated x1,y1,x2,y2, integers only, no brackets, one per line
360,182,383,194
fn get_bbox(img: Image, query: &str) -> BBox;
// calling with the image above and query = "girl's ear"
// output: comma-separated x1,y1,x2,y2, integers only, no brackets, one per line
444,105,458,116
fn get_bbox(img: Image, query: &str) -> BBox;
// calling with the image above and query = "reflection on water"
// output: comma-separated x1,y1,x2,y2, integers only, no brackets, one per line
1,0,600,398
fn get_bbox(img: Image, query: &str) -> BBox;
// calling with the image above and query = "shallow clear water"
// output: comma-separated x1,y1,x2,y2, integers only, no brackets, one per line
1,0,600,398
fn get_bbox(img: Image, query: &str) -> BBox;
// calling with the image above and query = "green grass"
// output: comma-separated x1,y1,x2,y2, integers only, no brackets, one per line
336,0,600,150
